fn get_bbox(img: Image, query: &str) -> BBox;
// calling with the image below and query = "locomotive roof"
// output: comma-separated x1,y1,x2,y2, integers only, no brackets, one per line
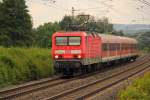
53,31,87,36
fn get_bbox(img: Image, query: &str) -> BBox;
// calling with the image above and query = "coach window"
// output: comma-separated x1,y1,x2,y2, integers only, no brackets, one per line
110,43,114,51
102,43,108,51
110,43,112,50
132,44,133,49
117,43,120,50
126,44,128,50
108,43,111,50
115,44,117,50
133,44,137,49
114,44,116,50
116,43,118,50
131,44,133,49
56,37,67,46
130,44,132,49
135,44,137,49
69,37,81,46
125,44,128,50
125,44,127,50
112,43,116,51
122,44,125,50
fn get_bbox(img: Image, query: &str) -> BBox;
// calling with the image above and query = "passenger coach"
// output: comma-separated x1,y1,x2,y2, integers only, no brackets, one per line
52,31,138,75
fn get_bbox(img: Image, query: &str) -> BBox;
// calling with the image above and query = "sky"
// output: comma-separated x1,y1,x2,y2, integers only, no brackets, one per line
26,0,150,27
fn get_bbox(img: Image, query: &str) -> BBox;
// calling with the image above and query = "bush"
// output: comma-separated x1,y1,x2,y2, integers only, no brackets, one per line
118,72,150,100
0,47,53,88
142,47,150,53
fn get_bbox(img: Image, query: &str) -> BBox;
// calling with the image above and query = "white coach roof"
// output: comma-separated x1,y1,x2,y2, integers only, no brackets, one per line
98,34,138,44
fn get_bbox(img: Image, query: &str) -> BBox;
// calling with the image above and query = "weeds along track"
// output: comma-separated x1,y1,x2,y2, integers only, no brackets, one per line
45,55,150,100
0,55,148,100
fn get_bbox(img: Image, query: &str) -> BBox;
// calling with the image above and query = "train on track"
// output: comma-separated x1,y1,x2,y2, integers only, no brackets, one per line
52,31,139,76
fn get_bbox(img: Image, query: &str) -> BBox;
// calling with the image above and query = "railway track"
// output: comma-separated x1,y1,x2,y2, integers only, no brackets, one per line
0,55,149,100
0,64,122,99
44,55,150,100
0,76,64,99
0,64,124,100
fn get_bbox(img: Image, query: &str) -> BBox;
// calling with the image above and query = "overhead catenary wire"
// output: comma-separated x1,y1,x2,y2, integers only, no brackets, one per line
137,0,150,7
27,0,70,12
27,0,150,24
95,0,150,23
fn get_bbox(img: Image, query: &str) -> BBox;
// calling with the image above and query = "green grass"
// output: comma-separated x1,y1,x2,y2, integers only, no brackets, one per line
0,47,54,88
118,72,150,100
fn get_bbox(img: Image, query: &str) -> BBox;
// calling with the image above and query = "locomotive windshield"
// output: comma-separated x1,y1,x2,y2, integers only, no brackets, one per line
56,36,81,46
56,37,68,45
69,37,81,45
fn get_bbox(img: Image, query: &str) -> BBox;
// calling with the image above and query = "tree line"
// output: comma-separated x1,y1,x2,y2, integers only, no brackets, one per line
34,15,115,48
0,0,123,48
0,0,32,47
129,31,150,52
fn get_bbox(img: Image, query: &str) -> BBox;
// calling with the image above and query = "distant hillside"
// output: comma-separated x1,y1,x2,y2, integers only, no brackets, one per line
113,24,150,34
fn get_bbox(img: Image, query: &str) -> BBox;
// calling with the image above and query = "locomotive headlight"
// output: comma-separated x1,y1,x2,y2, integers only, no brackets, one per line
55,55,59,59
78,55,81,58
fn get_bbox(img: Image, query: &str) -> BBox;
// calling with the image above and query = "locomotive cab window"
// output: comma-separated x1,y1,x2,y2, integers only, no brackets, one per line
69,37,81,46
56,37,68,46
56,36,81,46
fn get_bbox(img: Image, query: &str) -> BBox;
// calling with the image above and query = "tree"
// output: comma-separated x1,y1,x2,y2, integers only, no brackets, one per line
0,0,10,46
59,15,74,31
0,0,33,47
59,14,113,33
136,32,150,51
34,22,61,48
111,30,125,36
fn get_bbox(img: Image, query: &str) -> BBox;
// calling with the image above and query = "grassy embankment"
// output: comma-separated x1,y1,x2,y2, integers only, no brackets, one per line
118,72,150,100
0,47,53,88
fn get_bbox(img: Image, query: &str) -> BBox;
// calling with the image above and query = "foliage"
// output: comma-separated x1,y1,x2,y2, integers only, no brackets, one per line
33,14,114,48
0,0,33,47
0,47,53,88
59,14,113,33
118,72,150,100
59,15,74,31
137,32,150,52
111,30,125,36
0,0,114,48
142,47,150,53
33,22,61,48
129,31,150,52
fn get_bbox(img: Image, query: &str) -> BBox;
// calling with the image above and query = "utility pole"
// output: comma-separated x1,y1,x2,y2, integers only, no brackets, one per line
72,7,74,30
104,18,108,34
72,7,75,17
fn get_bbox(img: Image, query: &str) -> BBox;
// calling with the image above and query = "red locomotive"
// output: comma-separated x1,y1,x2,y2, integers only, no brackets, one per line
52,31,138,76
